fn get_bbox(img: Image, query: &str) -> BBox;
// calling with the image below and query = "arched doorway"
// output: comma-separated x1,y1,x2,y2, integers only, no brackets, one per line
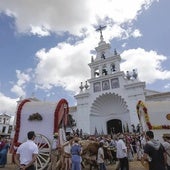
107,119,122,134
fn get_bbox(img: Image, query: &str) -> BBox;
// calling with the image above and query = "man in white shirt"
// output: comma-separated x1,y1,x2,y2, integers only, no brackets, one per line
116,134,129,170
15,131,38,170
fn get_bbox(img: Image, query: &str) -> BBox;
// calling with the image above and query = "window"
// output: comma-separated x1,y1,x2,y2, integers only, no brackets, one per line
102,80,110,90
111,63,116,73
2,126,6,133
102,65,107,75
111,78,119,89
94,82,101,92
94,68,100,77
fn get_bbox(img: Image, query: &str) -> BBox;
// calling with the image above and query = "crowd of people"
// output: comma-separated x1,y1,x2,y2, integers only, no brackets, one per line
46,129,170,170
0,129,170,170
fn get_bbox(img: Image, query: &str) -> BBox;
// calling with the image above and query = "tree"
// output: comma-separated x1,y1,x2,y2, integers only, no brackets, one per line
67,114,76,127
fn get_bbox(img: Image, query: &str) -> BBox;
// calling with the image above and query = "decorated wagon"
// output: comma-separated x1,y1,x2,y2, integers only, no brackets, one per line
11,97,69,170
136,100,170,142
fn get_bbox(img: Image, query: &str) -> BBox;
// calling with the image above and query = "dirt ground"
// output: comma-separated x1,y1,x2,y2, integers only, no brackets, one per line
5,153,146,170
4,160,146,170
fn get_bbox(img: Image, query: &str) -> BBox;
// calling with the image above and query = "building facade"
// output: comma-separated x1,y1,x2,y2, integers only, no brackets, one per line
0,113,12,137
70,32,170,136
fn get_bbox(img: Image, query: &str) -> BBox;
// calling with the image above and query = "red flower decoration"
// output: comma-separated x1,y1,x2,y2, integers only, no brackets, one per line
137,100,170,130
13,99,30,145
53,99,69,133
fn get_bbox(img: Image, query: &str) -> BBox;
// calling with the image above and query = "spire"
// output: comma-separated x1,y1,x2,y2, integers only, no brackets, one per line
114,48,118,55
79,82,84,91
96,25,106,41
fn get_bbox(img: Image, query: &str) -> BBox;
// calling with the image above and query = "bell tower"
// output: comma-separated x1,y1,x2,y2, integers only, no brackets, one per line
88,25,122,93
75,25,145,135
92,26,120,75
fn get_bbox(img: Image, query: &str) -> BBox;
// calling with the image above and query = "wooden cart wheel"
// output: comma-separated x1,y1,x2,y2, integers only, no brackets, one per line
34,134,51,170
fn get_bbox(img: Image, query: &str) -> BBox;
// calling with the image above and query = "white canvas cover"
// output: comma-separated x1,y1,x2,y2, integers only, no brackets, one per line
11,98,69,156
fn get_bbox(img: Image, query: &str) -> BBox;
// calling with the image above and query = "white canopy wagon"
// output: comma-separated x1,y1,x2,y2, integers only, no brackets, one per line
12,98,69,170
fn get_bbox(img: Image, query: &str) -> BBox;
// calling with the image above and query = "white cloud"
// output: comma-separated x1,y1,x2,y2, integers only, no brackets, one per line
121,48,170,84
131,29,142,38
164,83,170,89
11,70,31,97
122,43,127,48
11,85,25,97
0,92,17,116
34,37,93,92
30,26,50,37
0,0,156,37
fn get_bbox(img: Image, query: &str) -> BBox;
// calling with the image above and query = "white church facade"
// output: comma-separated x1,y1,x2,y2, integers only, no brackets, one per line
70,30,170,137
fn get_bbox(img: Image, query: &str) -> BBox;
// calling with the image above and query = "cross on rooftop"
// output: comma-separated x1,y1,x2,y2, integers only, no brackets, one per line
96,25,106,40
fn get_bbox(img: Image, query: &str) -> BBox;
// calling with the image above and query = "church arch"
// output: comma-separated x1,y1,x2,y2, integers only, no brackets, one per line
107,119,122,134
90,92,129,115
90,93,129,134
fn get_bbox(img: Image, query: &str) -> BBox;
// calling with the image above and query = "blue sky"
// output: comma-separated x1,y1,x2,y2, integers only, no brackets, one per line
0,0,170,117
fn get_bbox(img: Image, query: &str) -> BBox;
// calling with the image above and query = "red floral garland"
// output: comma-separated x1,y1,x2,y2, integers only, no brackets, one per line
53,98,69,133
136,100,170,130
12,99,31,150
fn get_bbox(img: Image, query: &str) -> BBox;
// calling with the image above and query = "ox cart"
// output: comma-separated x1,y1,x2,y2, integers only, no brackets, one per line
11,98,69,170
